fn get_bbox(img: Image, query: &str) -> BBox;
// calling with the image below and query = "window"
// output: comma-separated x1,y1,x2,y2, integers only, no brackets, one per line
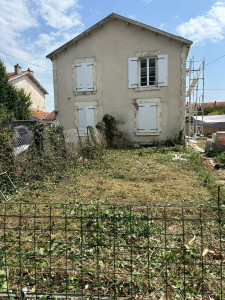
74,58,96,93
128,54,168,89
135,98,161,135
77,106,95,131
140,58,156,86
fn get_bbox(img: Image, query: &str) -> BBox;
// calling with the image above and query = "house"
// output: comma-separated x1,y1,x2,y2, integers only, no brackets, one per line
46,13,192,145
11,110,57,129
7,64,48,112
185,101,225,136
194,115,225,136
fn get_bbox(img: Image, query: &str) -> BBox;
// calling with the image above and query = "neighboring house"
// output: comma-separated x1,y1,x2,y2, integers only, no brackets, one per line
185,101,225,136
186,101,225,110
11,110,58,130
46,13,192,145
187,115,225,137
30,109,57,128
7,64,48,112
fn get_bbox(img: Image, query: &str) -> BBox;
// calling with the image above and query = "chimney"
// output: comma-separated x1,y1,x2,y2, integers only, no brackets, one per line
27,68,34,75
14,64,22,75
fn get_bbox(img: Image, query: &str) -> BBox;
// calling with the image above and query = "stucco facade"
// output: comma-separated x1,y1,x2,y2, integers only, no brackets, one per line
11,75,46,111
8,65,48,112
47,13,192,145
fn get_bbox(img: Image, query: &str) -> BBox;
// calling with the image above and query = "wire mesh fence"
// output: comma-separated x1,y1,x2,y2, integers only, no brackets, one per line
0,202,224,299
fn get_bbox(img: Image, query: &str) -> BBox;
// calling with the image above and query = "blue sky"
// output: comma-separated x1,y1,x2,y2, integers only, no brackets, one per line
0,0,225,112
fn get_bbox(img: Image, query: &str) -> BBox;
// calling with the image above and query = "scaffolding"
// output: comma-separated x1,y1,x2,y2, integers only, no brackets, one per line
186,56,205,144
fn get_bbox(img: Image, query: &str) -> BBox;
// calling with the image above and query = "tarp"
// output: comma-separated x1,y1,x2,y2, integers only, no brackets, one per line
194,115,225,128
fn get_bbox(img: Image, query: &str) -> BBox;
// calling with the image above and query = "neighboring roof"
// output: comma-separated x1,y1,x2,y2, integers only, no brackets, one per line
43,110,56,121
31,109,49,120
203,101,225,108
8,71,48,94
46,13,193,59
186,101,225,109
195,115,225,128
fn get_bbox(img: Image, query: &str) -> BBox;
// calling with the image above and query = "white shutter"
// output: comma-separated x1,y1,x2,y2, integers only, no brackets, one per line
85,62,93,91
128,57,138,88
138,103,157,132
78,106,86,129
157,54,168,86
76,62,93,92
78,106,95,130
76,63,86,92
86,106,95,127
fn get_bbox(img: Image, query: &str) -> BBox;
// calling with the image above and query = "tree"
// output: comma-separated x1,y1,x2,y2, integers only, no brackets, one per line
0,59,31,126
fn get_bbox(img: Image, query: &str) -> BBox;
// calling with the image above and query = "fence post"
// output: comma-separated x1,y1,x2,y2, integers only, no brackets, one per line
217,186,223,299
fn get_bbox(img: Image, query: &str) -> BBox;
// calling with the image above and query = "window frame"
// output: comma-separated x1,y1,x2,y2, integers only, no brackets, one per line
139,57,157,88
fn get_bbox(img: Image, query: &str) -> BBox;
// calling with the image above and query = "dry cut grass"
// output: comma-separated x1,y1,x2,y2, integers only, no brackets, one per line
14,147,219,206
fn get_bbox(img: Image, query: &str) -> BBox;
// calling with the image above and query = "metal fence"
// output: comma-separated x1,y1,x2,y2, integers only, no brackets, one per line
0,202,224,299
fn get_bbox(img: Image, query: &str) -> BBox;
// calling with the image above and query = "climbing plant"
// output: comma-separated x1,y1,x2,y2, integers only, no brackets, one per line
96,114,117,147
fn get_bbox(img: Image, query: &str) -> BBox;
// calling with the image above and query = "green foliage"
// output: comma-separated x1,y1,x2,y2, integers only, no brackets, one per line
78,126,104,159
48,125,67,158
204,105,225,115
207,150,225,168
0,129,14,173
0,125,77,185
32,123,45,152
0,104,13,127
96,114,117,147
0,60,31,126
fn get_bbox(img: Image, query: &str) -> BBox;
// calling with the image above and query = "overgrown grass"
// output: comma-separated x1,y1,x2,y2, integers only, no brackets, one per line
12,146,222,206
0,146,224,298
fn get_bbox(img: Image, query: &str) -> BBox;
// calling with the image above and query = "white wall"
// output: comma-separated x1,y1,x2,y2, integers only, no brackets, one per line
11,75,46,112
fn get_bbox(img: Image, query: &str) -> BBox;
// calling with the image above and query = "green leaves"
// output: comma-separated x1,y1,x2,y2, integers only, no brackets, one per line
0,59,31,126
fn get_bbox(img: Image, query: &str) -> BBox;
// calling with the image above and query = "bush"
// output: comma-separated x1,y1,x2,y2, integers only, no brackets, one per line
0,129,14,173
0,125,78,186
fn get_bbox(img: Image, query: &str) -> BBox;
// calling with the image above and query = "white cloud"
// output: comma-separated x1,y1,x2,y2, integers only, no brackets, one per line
0,0,38,53
177,1,225,43
37,0,83,30
142,0,153,3
0,0,83,111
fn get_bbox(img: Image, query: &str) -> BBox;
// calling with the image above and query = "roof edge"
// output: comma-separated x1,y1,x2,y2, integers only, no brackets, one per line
46,13,193,59
8,72,48,94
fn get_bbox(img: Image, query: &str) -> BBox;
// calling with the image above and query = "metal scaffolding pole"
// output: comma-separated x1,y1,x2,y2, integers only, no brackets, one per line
186,56,205,147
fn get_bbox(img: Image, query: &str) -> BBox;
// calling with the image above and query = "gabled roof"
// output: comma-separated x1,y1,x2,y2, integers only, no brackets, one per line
8,71,48,94
46,13,193,60
43,110,56,121
31,109,49,120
